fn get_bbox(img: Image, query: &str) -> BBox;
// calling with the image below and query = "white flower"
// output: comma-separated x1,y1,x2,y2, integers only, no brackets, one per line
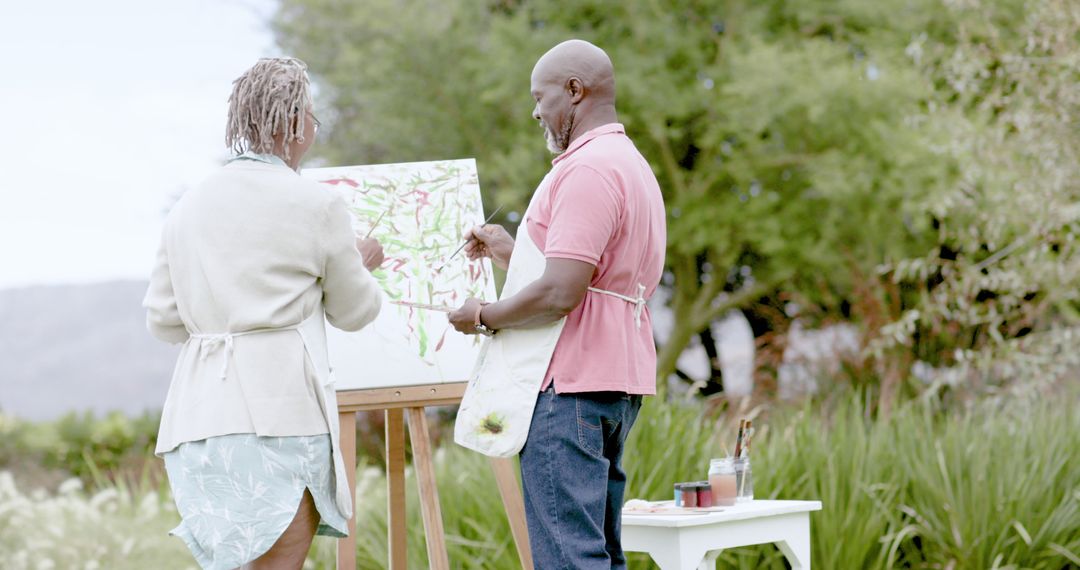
89,488,118,509
58,478,83,496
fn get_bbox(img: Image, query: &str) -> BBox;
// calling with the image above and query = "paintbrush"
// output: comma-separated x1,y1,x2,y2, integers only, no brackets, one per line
733,419,746,459
434,205,504,272
391,300,456,313
741,421,753,458
361,208,390,239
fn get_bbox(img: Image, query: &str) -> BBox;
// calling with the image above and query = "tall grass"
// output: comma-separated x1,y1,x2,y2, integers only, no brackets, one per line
0,472,189,570
307,449,527,569
308,390,1080,569
627,393,1080,569
3,390,1075,569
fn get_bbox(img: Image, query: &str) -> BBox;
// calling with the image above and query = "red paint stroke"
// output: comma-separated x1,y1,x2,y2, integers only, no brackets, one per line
408,189,432,207
435,328,448,352
388,258,407,272
320,177,359,188
408,189,433,228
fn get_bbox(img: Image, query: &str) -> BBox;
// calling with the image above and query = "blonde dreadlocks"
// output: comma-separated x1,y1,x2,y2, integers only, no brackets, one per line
225,57,312,161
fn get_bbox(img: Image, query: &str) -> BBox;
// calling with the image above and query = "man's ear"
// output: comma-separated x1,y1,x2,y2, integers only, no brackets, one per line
566,77,585,104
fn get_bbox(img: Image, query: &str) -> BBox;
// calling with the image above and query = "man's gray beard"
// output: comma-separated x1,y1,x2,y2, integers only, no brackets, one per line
544,127,562,154
544,109,575,155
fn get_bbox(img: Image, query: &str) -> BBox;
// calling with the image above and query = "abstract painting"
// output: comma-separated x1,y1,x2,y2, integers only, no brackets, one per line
303,159,497,390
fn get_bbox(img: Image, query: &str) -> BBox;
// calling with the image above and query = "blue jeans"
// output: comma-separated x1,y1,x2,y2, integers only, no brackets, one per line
519,386,643,570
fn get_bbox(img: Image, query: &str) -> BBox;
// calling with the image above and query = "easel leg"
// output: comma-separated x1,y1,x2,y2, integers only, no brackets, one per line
489,457,533,570
406,407,450,570
386,409,408,570
337,411,357,570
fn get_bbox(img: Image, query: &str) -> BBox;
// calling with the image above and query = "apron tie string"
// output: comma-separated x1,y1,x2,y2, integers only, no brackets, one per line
189,325,301,381
587,283,648,328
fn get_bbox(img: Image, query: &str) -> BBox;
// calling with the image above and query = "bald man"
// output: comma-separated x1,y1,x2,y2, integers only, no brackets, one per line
449,40,666,568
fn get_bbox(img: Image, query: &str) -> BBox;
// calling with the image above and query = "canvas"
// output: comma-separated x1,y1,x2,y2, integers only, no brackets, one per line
302,159,496,390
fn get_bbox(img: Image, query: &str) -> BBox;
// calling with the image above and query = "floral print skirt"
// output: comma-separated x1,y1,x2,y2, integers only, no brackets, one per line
163,433,348,570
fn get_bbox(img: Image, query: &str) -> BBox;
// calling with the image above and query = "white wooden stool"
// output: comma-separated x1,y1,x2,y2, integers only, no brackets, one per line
621,499,822,569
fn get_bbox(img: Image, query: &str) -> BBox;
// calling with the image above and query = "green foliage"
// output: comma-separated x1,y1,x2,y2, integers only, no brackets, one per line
0,472,186,570
874,0,1080,387
0,411,160,485
2,391,1075,568
271,0,972,387
307,390,1079,569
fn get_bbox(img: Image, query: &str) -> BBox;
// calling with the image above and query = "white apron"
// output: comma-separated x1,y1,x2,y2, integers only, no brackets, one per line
454,196,648,458
454,198,566,457
187,304,353,519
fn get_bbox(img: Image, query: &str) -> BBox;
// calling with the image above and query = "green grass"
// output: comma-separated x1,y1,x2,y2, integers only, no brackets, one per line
2,389,1076,569
311,390,1080,569
0,472,190,570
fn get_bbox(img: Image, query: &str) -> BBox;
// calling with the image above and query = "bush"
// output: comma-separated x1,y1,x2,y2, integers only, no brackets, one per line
304,388,1078,569
0,411,162,489
4,389,1074,568
0,472,187,570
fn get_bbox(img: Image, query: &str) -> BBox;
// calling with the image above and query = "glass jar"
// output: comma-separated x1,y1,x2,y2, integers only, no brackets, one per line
708,458,737,506
734,457,753,502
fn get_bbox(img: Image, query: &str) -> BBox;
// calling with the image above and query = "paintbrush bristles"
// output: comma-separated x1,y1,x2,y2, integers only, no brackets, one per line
435,205,504,272
363,209,390,239
742,420,753,458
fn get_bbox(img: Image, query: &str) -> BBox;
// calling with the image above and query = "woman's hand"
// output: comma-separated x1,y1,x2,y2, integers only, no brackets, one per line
355,237,385,272
464,224,514,270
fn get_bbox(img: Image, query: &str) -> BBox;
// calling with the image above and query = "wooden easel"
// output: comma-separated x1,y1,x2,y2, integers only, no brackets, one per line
335,382,533,570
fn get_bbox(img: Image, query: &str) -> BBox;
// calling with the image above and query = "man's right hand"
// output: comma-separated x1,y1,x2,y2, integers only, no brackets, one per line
355,237,385,272
464,224,514,270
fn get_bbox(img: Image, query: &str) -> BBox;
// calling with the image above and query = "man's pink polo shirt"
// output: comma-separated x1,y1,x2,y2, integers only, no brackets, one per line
527,123,667,395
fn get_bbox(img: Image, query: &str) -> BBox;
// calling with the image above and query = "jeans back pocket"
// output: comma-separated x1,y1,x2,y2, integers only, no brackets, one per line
575,397,605,458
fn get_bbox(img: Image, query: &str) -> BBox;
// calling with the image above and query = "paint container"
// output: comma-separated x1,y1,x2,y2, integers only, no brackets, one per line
681,483,699,508
708,458,737,506
696,482,714,508
673,483,684,507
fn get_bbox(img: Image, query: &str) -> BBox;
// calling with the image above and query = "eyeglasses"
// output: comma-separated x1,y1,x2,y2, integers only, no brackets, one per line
296,105,322,133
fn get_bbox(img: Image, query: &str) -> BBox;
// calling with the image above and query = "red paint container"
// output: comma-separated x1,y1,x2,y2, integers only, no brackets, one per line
696,482,714,508
681,484,699,507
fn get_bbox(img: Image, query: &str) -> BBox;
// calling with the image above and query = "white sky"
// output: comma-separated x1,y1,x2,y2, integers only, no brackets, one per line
0,0,278,289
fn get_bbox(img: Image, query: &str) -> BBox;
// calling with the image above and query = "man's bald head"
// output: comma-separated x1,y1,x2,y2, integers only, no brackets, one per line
531,39,616,105
530,40,619,154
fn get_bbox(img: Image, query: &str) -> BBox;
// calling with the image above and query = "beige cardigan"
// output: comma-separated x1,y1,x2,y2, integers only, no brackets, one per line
145,160,382,455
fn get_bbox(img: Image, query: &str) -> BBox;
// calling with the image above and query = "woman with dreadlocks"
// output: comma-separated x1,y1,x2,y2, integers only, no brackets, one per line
144,57,384,569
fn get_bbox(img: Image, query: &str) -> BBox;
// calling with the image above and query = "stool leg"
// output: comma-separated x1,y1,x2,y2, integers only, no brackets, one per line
649,546,708,570
775,514,812,569
697,550,722,570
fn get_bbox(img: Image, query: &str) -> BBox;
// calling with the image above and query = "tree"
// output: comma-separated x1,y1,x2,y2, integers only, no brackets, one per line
872,0,1080,397
273,0,965,394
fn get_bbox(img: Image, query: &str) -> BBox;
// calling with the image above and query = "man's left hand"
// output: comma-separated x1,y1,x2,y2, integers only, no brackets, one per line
449,298,484,334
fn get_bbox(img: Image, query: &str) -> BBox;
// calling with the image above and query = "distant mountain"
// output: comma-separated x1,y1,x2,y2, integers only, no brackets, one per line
0,280,179,421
